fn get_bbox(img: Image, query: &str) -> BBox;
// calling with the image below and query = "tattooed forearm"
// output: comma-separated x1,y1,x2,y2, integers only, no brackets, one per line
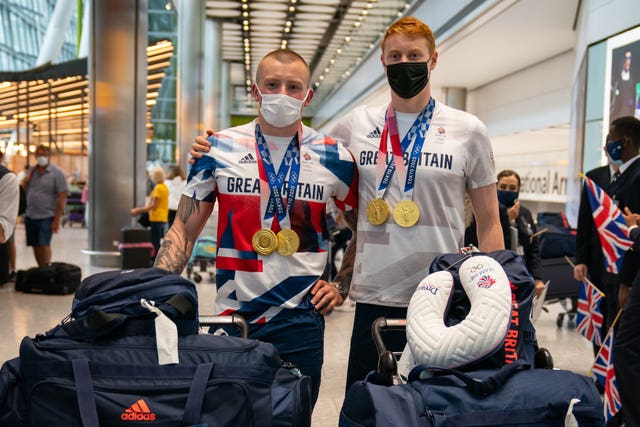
177,196,201,224
154,226,192,273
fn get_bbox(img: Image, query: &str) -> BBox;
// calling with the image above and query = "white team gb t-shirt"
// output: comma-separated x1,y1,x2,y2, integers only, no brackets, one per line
330,100,496,306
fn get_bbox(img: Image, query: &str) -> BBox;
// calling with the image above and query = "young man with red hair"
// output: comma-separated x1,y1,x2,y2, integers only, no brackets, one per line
328,16,503,393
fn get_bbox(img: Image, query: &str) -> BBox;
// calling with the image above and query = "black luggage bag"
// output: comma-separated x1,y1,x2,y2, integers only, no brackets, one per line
120,227,153,269
15,262,81,294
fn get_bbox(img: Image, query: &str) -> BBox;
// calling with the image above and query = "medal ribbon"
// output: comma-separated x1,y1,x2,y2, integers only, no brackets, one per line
254,123,301,230
375,97,435,200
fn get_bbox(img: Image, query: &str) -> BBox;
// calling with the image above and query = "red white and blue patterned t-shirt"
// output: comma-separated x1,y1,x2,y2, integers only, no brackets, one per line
184,121,358,324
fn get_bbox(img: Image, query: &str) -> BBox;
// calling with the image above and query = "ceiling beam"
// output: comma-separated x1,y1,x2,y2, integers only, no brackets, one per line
308,0,353,74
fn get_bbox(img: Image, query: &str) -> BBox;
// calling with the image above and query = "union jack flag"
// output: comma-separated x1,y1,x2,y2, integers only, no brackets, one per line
576,280,603,346
590,327,621,422
584,175,634,273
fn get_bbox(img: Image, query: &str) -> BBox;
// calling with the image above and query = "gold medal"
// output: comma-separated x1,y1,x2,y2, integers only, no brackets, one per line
366,198,390,225
252,229,278,255
393,200,420,227
276,228,300,256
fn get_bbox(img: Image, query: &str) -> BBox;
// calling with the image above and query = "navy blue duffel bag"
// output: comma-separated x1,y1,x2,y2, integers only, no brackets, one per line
340,360,604,427
15,333,311,427
0,268,312,426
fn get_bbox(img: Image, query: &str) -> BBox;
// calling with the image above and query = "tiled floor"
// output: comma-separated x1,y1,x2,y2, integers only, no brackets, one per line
1,224,596,426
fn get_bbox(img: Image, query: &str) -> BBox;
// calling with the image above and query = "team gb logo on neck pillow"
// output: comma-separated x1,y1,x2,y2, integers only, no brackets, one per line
398,256,512,378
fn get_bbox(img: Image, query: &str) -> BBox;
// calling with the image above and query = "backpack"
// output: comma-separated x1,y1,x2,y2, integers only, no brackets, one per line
46,268,199,340
428,250,538,371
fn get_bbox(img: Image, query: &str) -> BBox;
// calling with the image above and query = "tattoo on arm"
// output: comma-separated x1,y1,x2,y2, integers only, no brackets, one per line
177,196,200,224
154,227,190,273
154,196,201,273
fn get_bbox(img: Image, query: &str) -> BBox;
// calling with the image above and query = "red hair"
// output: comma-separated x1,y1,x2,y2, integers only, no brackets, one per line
382,17,435,54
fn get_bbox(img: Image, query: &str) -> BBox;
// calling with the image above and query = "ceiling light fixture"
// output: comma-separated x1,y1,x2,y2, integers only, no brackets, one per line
240,1,252,94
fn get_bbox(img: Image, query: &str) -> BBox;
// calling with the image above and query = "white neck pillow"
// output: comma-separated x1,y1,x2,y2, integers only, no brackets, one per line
398,256,512,377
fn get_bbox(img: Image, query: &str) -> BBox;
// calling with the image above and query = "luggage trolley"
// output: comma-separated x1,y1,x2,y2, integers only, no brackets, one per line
371,317,554,386
63,191,86,227
199,314,248,338
372,317,407,385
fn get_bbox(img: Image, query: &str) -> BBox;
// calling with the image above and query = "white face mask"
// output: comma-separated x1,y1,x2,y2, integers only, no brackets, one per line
36,156,49,167
257,87,309,128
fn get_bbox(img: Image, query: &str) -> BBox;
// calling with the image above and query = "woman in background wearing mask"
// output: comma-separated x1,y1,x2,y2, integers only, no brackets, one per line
496,169,545,297
466,169,544,297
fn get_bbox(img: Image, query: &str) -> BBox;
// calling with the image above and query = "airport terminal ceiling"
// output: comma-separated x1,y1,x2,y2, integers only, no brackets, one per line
205,0,414,112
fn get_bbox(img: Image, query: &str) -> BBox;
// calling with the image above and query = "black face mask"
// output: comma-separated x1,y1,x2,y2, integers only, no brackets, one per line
386,61,430,99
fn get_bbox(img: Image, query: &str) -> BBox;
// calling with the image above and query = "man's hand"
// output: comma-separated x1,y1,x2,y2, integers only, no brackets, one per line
534,279,546,298
619,284,632,309
51,217,61,233
310,279,344,315
507,201,520,222
573,263,588,281
189,130,214,164
622,206,640,227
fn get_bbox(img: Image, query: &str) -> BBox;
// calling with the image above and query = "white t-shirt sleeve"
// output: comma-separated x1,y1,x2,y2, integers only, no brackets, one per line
327,111,354,148
465,116,496,190
183,143,219,202
0,173,19,240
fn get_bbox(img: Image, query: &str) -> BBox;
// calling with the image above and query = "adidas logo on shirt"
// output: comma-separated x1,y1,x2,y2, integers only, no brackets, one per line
120,399,156,421
239,153,257,164
367,127,382,138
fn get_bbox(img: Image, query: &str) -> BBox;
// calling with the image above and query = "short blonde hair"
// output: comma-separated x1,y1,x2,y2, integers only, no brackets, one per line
382,17,436,55
256,48,311,86
151,166,165,184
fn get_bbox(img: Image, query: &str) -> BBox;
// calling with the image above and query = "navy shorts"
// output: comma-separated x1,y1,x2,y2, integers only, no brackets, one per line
25,217,54,246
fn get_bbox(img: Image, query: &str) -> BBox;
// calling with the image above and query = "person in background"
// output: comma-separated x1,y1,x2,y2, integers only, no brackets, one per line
0,151,19,285
573,148,620,350
610,51,636,120
615,206,640,427
164,165,187,228
493,170,545,296
130,166,169,260
21,144,68,267
157,48,358,409
605,116,640,311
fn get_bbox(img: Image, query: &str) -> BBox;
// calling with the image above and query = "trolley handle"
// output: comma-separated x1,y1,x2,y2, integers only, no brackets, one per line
371,317,406,356
199,314,249,339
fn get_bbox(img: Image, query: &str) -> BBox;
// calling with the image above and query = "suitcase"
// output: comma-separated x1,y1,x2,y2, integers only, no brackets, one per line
120,227,153,269
14,262,81,294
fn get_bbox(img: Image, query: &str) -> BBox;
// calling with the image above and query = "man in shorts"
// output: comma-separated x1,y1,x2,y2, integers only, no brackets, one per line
21,145,68,266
